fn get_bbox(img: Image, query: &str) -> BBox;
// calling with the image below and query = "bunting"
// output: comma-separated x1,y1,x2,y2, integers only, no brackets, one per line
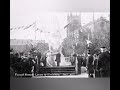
24,22,35,30
10,21,51,36
10,22,36,30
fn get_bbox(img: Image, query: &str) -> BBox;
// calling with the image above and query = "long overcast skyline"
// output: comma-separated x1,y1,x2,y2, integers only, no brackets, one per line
10,12,110,40
10,0,110,49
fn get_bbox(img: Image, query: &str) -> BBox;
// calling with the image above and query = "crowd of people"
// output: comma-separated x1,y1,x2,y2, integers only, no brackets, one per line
10,47,110,78
10,51,42,77
10,50,62,77
70,47,110,78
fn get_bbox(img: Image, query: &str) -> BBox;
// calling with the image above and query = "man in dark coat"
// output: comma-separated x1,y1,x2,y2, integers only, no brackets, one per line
97,47,110,77
21,54,29,76
11,53,21,74
24,53,34,75
87,53,94,78
10,52,14,68
32,56,37,76
55,52,61,67
37,52,41,65
82,57,87,67
72,52,77,66
93,54,100,77
77,54,82,74
15,53,22,74
10,52,16,77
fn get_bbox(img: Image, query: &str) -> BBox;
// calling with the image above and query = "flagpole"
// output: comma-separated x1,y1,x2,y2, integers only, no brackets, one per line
80,12,81,27
34,21,37,47
88,34,89,47
93,12,95,37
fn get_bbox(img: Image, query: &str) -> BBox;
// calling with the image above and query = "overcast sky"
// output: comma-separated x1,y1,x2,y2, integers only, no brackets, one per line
10,0,110,49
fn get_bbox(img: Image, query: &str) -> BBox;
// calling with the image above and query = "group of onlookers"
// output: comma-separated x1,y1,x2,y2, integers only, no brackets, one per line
71,47,110,78
10,50,62,77
10,46,110,78
10,51,43,77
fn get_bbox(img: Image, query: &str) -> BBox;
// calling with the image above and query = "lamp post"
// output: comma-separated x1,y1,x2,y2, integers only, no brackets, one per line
33,21,37,48
86,33,92,68
72,31,79,74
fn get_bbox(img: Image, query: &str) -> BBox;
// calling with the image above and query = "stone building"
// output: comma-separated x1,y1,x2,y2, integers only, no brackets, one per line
82,16,110,51
62,14,110,56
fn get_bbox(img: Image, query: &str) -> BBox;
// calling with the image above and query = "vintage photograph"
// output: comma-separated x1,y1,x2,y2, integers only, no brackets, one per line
10,12,110,78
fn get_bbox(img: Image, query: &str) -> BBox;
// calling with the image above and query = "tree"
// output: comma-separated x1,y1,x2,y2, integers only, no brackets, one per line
35,42,49,55
62,33,87,56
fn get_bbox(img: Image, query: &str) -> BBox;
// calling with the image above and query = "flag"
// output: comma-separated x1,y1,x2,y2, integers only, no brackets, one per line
36,28,39,31
24,25,29,29
64,23,70,29
21,26,24,28
11,21,35,30
24,22,35,30
40,30,43,33
30,22,36,28
18,27,21,29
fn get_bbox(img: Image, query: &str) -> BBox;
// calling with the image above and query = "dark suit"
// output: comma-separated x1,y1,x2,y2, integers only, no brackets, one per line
77,56,82,74
72,53,77,66
55,53,61,66
37,52,41,65
93,59,100,77
97,51,110,77
42,55,46,67
33,58,37,76
26,57,34,74
82,58,87,67
87,55,94,77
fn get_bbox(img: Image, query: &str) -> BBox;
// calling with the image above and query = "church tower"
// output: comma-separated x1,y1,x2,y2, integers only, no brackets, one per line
66,12,82,38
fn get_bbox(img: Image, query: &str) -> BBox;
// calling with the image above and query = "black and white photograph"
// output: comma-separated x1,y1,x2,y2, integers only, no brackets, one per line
10,0,110,90
10,0,110,80
10,11,110,78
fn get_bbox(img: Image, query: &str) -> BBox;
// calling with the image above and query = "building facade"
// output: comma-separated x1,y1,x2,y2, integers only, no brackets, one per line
62,14,110,56
82,16,110,50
